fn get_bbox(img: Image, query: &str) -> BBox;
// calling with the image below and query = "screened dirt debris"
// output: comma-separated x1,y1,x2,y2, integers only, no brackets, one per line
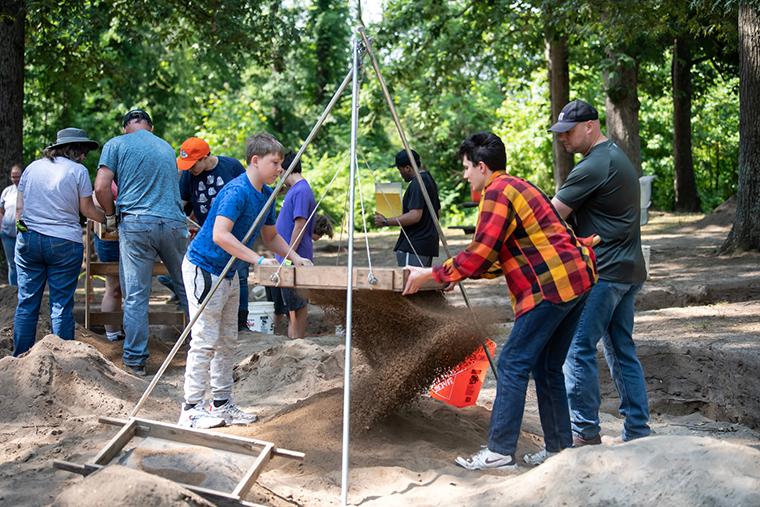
306,289,501,429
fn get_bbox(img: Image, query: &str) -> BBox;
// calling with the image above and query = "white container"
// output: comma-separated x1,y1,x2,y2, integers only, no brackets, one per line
639,176,656,226
247,301,276,334
642,244,651,280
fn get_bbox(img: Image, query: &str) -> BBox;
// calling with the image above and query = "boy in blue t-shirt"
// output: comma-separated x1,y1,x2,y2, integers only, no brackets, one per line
178,136,251,331
270,151,316,340
178,133,313,429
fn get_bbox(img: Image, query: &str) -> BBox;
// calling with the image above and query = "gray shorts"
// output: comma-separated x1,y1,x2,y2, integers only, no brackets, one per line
396,250,433,267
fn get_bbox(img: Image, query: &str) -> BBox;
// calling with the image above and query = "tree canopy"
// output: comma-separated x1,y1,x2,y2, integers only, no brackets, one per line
0,0,751,237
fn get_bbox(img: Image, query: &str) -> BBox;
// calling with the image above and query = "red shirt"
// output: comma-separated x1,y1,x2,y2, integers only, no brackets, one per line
434,172,597,318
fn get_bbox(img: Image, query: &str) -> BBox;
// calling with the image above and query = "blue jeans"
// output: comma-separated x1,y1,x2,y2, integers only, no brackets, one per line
488,291,589,456
13,231,83,356
1,231,17,285
237,264,249,311
564,280,650,441
158,265,248,312
119,215,190,367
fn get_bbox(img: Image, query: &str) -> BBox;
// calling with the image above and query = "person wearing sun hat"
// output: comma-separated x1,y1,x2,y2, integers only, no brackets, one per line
94,109,190,377
177,137,250,331
13,128,107,356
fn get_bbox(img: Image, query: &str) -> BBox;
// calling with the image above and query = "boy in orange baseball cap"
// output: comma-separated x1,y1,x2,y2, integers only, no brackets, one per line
177,137,251,331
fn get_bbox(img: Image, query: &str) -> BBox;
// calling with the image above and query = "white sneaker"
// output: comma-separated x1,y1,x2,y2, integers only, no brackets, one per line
455,448,517,470
523,448,558,466
209,399,258,425
177,405,226,429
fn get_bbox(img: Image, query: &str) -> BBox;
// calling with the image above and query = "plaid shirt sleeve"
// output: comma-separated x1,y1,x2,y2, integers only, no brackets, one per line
433,182,515,283
433,173,597,318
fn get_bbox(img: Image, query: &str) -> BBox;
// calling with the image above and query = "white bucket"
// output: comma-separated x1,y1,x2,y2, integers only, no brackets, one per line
247,302,275,334
642,245,651,280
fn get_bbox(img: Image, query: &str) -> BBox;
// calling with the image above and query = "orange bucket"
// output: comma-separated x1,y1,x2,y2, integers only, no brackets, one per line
430,340,496,408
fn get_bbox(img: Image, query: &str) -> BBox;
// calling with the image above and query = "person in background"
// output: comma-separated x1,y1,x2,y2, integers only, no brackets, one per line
311,213,334,242
0,165,23,285
266,212,333,333
92,181,124,341
374,149,441,267
13,128,106,356
95,109,190,377
178,137,250,331
268,151,316,340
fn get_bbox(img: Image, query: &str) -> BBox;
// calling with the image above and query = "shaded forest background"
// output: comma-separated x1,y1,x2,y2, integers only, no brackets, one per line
0,0,757,248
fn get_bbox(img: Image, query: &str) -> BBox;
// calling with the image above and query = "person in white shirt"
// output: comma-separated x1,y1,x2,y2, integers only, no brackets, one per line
0,165,22,285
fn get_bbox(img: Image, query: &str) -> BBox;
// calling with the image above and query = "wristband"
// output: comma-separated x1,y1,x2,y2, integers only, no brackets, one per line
383,218,388,226
257,257,263,265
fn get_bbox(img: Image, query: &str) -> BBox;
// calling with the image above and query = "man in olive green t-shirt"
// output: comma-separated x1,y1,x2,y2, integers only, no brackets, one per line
548,100,650,448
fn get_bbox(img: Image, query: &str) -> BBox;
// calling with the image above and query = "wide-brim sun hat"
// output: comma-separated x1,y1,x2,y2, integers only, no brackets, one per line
48,128,99,151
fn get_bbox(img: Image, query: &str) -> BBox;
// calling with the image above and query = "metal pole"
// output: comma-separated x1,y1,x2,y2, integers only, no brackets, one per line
341,35,361,507
357,27,498,379
129,67,356,419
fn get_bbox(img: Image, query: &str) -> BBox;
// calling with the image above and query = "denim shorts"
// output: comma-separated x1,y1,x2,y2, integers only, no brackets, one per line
266,286,308,315
94,236,120,262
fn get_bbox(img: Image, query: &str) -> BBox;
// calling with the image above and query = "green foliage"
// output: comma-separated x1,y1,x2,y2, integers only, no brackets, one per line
15,0,742,231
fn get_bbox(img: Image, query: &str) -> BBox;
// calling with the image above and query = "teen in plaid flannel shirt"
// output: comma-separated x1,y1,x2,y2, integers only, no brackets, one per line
404,132,597,470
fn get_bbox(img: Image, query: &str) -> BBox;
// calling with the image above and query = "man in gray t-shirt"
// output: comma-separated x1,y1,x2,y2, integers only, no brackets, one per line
94,110,190,376
548,100,650,446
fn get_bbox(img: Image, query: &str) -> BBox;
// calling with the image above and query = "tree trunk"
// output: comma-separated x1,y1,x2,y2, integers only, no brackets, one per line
603,50,643,178
0,0,25,179
0,0,24,282
672,37,702,212
545,32,574,192
722,2,760,253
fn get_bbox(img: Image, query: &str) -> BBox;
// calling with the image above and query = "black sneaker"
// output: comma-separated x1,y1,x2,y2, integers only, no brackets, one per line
573,433,602,447
123,364,147,377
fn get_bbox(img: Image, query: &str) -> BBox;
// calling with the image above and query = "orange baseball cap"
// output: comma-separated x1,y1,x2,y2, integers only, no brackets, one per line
177,137,210,170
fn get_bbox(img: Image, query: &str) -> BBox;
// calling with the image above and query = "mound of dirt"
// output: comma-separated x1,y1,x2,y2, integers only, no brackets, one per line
51,465,216,507
225,388,496,478
0,335,164,423
684,195,736,230
308,290,501,429
76,326,186,372
232,339,347,408
438,436,760,507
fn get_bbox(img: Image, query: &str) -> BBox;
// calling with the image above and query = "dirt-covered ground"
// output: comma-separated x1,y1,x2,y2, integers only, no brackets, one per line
1,203,760,507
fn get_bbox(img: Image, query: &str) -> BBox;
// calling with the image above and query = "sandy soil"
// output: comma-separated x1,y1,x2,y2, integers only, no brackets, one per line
1,204,759,507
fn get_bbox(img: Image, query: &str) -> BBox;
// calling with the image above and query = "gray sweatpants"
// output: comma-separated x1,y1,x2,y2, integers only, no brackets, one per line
182,256,239,405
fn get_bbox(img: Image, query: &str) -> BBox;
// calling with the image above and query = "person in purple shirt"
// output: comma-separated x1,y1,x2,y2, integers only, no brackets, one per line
270,151,316,339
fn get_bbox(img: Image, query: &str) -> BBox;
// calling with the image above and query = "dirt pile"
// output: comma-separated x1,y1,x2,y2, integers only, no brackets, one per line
687,195,736,229
232,339,347,408
0,334,165,423
51,465,217,507
308,290,500,429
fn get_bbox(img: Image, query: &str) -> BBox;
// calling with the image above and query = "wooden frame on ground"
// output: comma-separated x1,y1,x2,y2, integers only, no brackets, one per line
53,416,304,507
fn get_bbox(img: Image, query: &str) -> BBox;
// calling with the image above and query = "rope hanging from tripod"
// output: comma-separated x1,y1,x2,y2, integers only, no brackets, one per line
354,161,377,285
271,151,350,286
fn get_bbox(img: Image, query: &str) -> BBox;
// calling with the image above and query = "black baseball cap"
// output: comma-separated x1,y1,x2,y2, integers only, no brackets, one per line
547,100,598,133
122,109,153,128
390,149,421,168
